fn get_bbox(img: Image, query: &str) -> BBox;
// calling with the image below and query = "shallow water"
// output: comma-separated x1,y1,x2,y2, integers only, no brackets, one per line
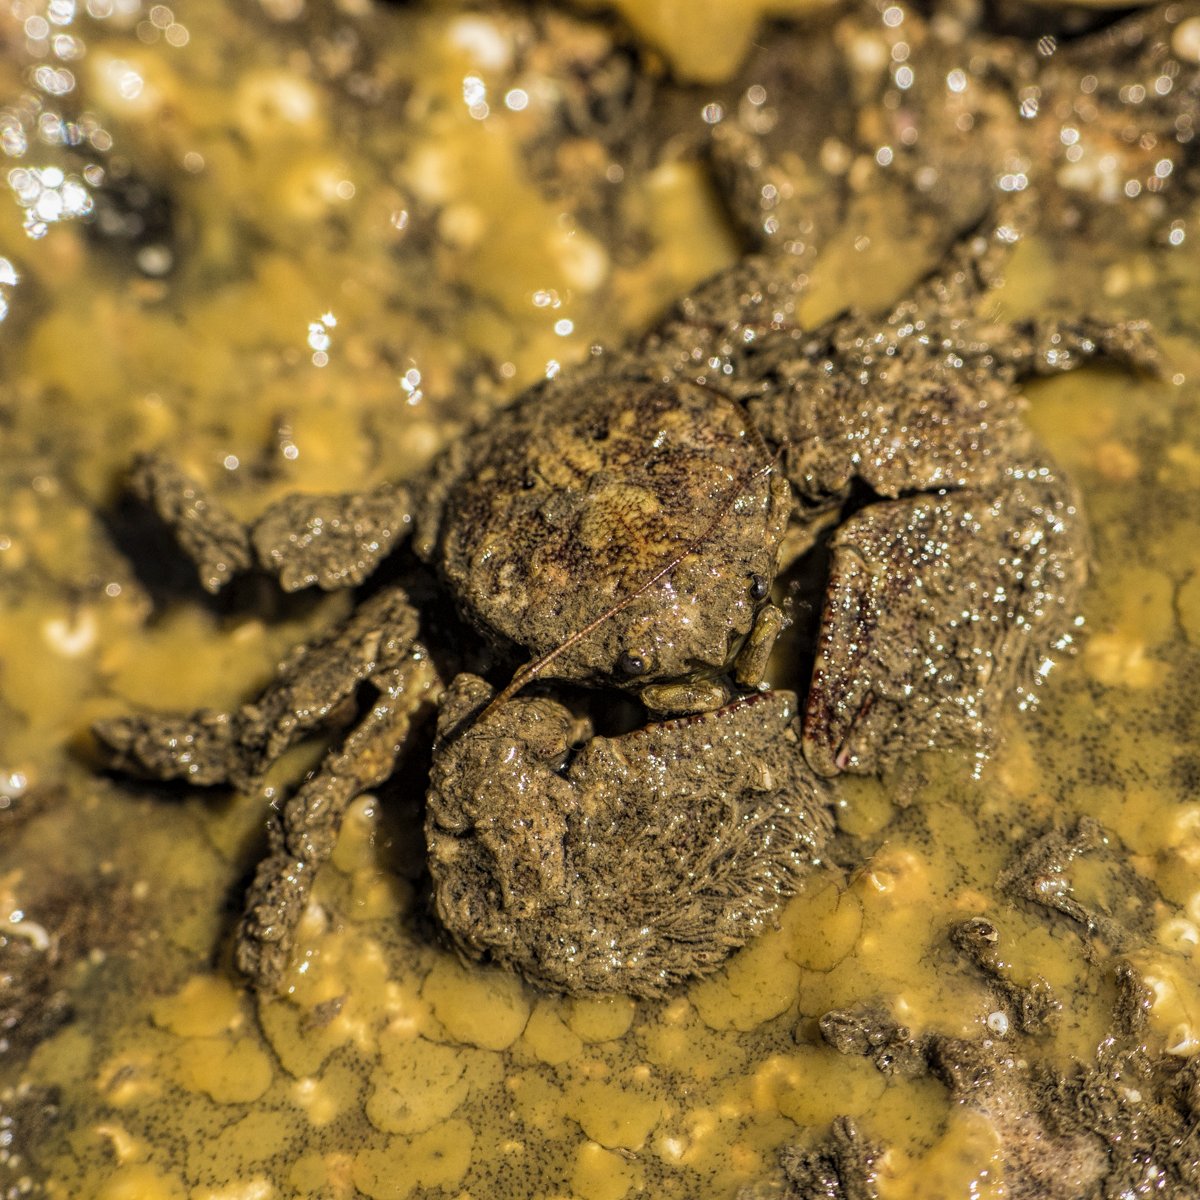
1,2,1199,1198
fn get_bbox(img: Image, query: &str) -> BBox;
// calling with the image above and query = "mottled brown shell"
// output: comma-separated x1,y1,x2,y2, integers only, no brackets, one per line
426,377,790,685
427,676,833,996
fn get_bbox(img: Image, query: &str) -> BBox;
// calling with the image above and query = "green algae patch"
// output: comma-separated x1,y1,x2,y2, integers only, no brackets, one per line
572,1140,646,1200
255,996,352,1080
254,888,424,1077
353,1119,475,1199
1179,570,1200,640
151,976,244,1039
884,1110,1005,1200
752,1048,886,1128
94,1164,188,1200
421,958,531,1051
288,1060,364,1130
27,1026,94,1092
172,1035,274,1105
365,1036,496,1135
505,1068,573,1141
200,1109,298,1180
522,1000,587,1066
582,0,834,82
780,880,865,973
563,1072,667,1152
691,929,803,1032
639,998,749,1082
565,995,638,1044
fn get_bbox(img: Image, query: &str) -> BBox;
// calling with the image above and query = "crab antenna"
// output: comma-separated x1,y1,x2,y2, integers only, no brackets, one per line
479,456,777,720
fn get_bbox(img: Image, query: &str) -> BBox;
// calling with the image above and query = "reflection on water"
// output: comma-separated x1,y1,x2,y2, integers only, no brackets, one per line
0,1,1198,1197
1,0,121,241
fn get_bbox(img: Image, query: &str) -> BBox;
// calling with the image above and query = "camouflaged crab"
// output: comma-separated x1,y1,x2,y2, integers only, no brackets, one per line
95,195,1156,997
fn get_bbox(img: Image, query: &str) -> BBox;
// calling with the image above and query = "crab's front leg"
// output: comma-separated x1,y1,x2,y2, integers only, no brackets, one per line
787,312,1157,777
238,646,441,989
131,454,413,593
427,676,834,997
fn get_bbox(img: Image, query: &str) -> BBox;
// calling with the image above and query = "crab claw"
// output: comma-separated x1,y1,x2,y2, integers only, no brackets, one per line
427,685,833,997
802,467,1086,778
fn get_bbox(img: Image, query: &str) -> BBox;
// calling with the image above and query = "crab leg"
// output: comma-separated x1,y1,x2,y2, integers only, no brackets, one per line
996,816,1131,948
752,208,1160,776
249,481,413,592
94,584,420,790
130,454,253,594
982,315,1161,378
237,647,441,990
635,123,841,386
130,453,413,594
880,202,1026,332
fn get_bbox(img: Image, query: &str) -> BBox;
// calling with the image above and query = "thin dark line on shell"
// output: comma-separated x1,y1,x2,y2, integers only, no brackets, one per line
478,452,777,721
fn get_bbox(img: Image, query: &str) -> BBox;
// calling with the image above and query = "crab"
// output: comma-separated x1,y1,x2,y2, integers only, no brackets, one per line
93,150,1157,997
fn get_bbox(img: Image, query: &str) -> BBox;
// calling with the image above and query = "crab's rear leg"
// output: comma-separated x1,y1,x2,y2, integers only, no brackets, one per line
130,455,253,594
131,453,413,594
94,584,420,789
802,464,1088,777
880,204,1025,334
882,212,1162,379
983,315,1161,378
249,481,413,592
636,123,842,384
237,647,441,990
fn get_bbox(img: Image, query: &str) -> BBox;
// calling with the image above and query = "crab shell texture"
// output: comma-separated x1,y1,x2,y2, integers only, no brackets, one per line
419,376,790,685
426,678,833,996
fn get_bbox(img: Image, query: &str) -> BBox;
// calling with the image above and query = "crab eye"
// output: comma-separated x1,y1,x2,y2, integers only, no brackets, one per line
616,650,647,677
749,573,770,601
